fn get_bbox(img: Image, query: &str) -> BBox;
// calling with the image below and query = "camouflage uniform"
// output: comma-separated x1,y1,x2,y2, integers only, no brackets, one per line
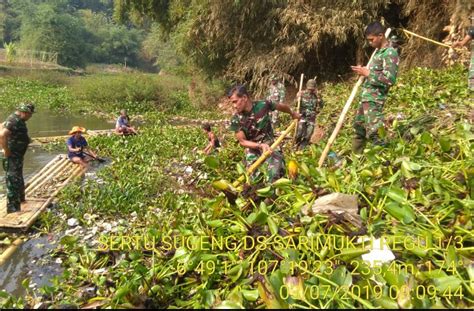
3,113,31,213
230,100,284,183
296,89,324,149
468,26,474,91
353,46,399,153
267,81,286,126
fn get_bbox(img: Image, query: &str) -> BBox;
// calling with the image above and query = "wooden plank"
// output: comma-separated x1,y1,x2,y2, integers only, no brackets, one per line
0,198,48,228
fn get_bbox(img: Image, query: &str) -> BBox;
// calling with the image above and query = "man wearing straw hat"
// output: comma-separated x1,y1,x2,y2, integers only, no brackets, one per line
229,85,300,183
0,102,35,213
295,79,324,150
351,21,400,153
66,126,98,169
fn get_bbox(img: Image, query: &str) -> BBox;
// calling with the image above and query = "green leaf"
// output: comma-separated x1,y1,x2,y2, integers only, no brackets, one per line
204,156,220,169
267,217,278,235
241,289,259,302
206,220,224,228
420,132,433,144
330,266,352,287
114,286,129,300
387,187,407,204
433,276,462,292
215,300,243,309
439,137,451,152
384,202,415,224
60,235,78,246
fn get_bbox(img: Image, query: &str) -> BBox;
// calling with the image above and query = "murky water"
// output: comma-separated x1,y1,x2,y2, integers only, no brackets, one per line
0,235,62,297
0,109,113,195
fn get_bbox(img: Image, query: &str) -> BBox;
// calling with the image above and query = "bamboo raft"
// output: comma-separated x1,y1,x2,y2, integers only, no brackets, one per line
30,129,115,145
0,154,85,231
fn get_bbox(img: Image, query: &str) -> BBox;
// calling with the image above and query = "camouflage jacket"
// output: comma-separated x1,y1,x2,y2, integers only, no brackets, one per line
298,90,324,120
3,113,30,157
267,82,286,104
361,46,399,104
229,100,276,147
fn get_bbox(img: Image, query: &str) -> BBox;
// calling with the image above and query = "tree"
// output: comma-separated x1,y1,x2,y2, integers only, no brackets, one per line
16,0,90,67
80,9,144,66
113,0,457,91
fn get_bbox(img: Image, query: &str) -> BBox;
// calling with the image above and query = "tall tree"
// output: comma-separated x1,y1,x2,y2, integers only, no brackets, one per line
114,0,457,90
15,0,89,67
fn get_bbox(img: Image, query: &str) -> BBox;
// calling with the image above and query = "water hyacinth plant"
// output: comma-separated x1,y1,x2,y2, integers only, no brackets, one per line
0,66,472,309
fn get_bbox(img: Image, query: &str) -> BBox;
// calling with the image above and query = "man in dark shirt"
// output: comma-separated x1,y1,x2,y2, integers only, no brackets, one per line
0,102,35,213
66,126,98,169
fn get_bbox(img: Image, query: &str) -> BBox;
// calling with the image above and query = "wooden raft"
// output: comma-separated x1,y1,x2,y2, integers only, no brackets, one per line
0,154,85,231
31,129,115,145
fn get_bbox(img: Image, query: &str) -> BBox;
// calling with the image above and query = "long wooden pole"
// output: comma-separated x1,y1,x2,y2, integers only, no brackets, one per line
232,120,297,188
318,28,392,168
292,74,305,144
402,29,462,51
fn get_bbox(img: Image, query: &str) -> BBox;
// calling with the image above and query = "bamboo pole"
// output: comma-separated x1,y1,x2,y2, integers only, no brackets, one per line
318,28,392,168
232,120,297,188
25,155,63,188
292,74,305,144
402,29,463,51
25,157,68,194
0,238,23,266
26,158,72,196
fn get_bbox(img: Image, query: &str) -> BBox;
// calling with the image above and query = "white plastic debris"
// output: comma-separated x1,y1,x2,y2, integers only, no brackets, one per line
184,166,193,175
360,237,396,266
92,268,106,274
102,222,112,232
67,218,79,227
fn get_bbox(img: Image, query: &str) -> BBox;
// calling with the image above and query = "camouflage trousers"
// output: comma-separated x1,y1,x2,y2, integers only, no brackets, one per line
353,101,385,152
295,118,315,150
3,157,25,213
469,51,474,91
245,149,285,183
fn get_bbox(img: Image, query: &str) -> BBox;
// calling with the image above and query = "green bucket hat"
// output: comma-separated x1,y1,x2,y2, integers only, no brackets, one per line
17,102,35,113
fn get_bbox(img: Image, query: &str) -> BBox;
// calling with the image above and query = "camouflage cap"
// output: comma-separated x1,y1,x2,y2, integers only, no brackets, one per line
270,74,278,80
306,79,316,90
17,102,35,113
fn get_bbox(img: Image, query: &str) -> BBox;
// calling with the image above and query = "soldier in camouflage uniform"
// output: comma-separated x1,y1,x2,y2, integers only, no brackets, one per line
295,79,324,150
229,85,300,183
266,74,286,127
452,18,474,91
351,22,399,153
0,103,35,213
